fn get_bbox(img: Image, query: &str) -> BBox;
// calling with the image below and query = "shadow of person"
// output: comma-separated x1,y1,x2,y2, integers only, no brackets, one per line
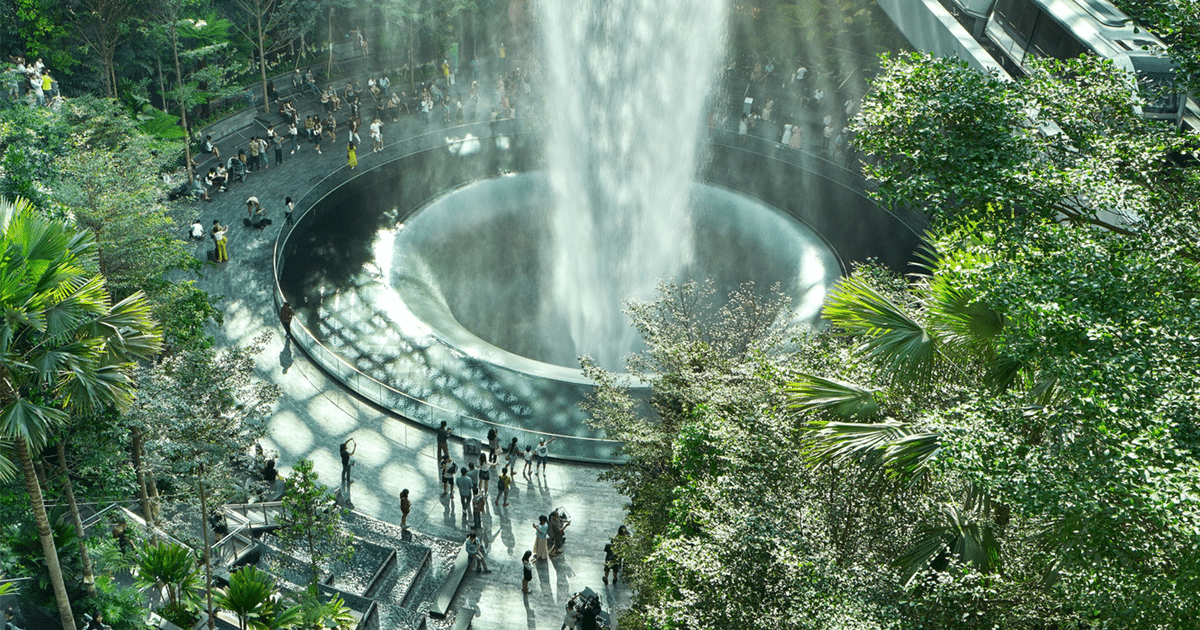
335,484,354,510
279,338,294,373
499,511,515,555
442,493,456,527
537,560,552,594
523,591,536,630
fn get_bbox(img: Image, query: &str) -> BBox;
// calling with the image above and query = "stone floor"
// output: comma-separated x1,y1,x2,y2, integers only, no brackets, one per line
188,83,634,629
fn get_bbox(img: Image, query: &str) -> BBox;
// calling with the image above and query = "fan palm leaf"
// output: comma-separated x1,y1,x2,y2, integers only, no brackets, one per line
217,566,276,630
897,503,1001,587
787,373,884,420
803,420,941,486
0,196,162,630
823,275,938,385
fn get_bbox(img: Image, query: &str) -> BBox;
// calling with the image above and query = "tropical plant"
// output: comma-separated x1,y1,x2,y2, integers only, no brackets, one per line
217,565,299,630
289,586,352,630
0,196,161,630
275,459,353,590
134,541,201,623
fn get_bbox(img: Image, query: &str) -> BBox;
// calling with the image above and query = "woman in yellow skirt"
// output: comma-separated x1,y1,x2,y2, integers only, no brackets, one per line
347,142,358,170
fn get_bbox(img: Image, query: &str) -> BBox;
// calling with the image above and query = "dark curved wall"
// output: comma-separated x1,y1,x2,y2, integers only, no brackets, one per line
275,122,927,462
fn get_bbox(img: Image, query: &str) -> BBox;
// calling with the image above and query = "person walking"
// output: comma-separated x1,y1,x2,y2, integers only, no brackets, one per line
603,525,629,584
279,302,294,337
339,438,356,486
505,437,520,469
436,421,453,463
369,118,383,153
533,515,550,561
347,142,358,170
472,488,486,531
212,220,228,262
456,468,473,514
478,454,491,493
495,466,511,506
284,196,295,226
441,457,456,497
521,550,533,594
399,489,411,529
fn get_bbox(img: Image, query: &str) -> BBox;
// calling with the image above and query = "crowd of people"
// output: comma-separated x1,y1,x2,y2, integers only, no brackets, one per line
4,55,60,108
721,57,862,165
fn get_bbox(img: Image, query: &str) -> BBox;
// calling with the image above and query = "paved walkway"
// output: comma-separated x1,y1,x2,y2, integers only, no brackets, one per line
186,80,633,629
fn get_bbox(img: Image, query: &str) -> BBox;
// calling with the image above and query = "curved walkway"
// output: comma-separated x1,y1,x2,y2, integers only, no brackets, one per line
188,99,632,629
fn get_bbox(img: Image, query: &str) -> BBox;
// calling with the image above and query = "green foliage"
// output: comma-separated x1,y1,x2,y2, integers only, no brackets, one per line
137,109,187,139
1111,0,1200,94
854,53,1200,260
276,459,353,590
288,586,352,630
88,575,151,630
134,541,201,613
9,510,83,608
217,565,299,630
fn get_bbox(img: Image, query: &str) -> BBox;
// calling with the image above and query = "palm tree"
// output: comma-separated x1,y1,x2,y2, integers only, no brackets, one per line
0,196,162,630
217,566,300,630
135,541,202,622
788,253,1014,584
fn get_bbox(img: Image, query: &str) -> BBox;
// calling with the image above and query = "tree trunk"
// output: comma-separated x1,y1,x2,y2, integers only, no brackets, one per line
257,1,269,112
170,23,196,184
18,438,77,630
198,474,216,630
408,21,415,93
157,55,168,112
326,7,334,80
132,427,156,528
56,441,97,598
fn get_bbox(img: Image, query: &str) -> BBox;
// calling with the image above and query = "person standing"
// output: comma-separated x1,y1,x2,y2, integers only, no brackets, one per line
495,466,511,507
535,437,556,476
289,121,300,154
284,196,295,226
369,118,383,153
456,468,473,514
279,302,294,337
532,515,550,561
399,489,411,529
347,142,358,170
523,445,533,476
487,427,499,456
436,421,452,463
273,134,285,165
339,438,356,486
521,550,533,594
467,461,479,494
212,220,228,262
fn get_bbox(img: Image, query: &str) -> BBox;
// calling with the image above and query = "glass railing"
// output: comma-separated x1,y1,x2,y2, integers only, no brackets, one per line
271,119,625,463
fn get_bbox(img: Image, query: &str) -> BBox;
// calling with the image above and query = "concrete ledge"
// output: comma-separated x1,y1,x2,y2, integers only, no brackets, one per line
203,107,259,143
427,545,470,620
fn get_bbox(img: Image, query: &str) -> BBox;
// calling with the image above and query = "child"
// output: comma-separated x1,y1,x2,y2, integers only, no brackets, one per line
523,445,533,476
